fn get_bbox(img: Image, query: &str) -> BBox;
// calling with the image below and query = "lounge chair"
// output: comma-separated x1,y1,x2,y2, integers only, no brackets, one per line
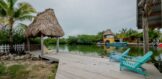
120,51,153,76
109,48,130,62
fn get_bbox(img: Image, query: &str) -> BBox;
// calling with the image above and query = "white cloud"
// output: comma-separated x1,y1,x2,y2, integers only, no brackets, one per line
19,0,137,37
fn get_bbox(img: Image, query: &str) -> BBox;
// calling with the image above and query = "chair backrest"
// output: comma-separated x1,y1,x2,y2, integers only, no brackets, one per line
134,51,153,68
121,48,130,56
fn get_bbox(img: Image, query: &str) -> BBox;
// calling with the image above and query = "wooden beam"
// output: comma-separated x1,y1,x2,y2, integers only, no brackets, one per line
41,34,44,56
143,16,149,54
27,38,30,52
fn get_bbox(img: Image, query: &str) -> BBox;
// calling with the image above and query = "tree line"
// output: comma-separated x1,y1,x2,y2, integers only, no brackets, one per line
1,26,161,46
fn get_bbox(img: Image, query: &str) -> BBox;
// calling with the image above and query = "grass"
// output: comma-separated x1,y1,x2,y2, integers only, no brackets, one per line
49,64,58,79
7,64,29,79
0,60,58,79
0,64,6,75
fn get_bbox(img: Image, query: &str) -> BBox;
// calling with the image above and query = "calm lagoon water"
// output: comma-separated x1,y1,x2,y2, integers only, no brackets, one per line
47,45,162,61
47,44,162,73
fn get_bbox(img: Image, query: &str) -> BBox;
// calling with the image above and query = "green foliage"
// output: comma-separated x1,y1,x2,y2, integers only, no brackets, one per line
0,64,6,75
0,0,36,51
149,29,160,41
7,64,29,79
117,28,160,42
0,29,25,44
67,34,99,45
44,38,66,46
48,64,58,79
0,30,9,44
29,37,41,44
0,0,36,20
67,36,78,44
0,64,29,79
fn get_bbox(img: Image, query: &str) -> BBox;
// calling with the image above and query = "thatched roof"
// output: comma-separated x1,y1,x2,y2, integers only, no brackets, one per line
25,8,64,37
103,29,113,35
137,0,161,29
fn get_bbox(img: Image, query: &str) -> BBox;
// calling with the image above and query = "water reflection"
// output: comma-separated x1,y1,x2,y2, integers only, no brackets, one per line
48,45,162,72
47,45,162,61
47,44,162,72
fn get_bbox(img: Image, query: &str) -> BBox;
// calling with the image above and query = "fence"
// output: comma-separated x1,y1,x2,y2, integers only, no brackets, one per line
0,43,25,53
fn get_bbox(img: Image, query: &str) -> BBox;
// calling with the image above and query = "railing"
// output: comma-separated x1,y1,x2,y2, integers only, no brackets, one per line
0,43,25,53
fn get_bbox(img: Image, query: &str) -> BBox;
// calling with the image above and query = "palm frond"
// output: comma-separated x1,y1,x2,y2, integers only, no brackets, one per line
16,15,34,21
17,23,28,28
0,8,7,17
0,0,8,12
0,17,8,25
7,0,18,8
18,2,36,13
14,2,36,19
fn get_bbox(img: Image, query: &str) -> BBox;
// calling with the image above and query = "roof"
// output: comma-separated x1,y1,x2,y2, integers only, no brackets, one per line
137,0,162,29
25,8,64,37
103,29,113,35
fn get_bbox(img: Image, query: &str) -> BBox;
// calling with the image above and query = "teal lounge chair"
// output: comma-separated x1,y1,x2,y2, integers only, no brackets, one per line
109,48,130,62
120,51,153,76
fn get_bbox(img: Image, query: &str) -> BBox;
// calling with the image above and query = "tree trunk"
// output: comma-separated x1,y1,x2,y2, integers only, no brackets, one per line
142,16,149,54
9,18,14,53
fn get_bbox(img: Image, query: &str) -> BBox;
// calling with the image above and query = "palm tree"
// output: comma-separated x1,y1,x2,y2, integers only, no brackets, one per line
0,0,36,52
120,28,127,34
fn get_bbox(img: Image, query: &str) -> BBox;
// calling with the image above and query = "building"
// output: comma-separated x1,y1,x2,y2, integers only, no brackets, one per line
137,0,162,29
102,29,115,43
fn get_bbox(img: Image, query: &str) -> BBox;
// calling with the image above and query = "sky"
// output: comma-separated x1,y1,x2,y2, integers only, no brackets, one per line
19,0,137,37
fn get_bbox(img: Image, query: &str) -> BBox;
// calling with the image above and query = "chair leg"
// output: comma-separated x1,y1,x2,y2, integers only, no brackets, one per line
120,66,122,71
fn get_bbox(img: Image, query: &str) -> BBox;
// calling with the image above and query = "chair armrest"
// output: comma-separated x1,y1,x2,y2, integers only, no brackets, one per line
122,55,136,58
122,56,141,62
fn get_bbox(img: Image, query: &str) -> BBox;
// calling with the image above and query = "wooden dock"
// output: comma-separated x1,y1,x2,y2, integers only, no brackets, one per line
42,52,162,79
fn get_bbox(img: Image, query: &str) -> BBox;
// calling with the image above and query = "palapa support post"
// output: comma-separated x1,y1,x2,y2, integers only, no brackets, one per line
27,38,30,52
56,37,59,53
41,34,44,56
142,16,149,54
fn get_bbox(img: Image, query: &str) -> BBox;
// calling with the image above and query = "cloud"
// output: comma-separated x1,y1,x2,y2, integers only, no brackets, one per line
19,0,137,37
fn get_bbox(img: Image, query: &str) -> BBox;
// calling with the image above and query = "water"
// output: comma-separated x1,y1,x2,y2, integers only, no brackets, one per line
47,44,162,72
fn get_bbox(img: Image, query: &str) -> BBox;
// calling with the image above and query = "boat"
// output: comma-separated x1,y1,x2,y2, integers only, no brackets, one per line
106,42,127,47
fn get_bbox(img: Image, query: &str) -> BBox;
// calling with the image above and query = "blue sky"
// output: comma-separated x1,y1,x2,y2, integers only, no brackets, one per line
19,0,137,37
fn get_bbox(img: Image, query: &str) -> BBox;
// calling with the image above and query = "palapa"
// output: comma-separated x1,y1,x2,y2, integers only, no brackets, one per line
25,8,64,38
25,8,64,54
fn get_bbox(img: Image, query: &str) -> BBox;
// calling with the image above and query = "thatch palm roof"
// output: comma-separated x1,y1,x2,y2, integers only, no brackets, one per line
25,8,64,37
103,29,113,35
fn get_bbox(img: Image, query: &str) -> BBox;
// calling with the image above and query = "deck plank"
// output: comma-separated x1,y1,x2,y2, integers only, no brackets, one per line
43,53,162,79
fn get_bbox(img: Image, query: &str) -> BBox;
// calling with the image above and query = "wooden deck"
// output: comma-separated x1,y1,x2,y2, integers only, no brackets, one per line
42,52,162,79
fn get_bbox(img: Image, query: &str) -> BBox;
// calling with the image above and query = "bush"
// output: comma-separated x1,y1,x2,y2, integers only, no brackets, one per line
0,64,6,75
44,38,66,46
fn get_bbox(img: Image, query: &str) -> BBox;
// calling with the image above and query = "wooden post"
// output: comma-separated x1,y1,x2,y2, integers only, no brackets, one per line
56,37,59,53
41,34,44,56
27,38,30,52
142,16,149,54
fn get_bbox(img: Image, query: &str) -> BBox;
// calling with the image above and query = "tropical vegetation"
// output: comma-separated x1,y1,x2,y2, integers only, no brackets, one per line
0,0,36,52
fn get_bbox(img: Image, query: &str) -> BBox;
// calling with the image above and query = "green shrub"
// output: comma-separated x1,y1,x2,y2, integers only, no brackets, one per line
0,64,6,75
